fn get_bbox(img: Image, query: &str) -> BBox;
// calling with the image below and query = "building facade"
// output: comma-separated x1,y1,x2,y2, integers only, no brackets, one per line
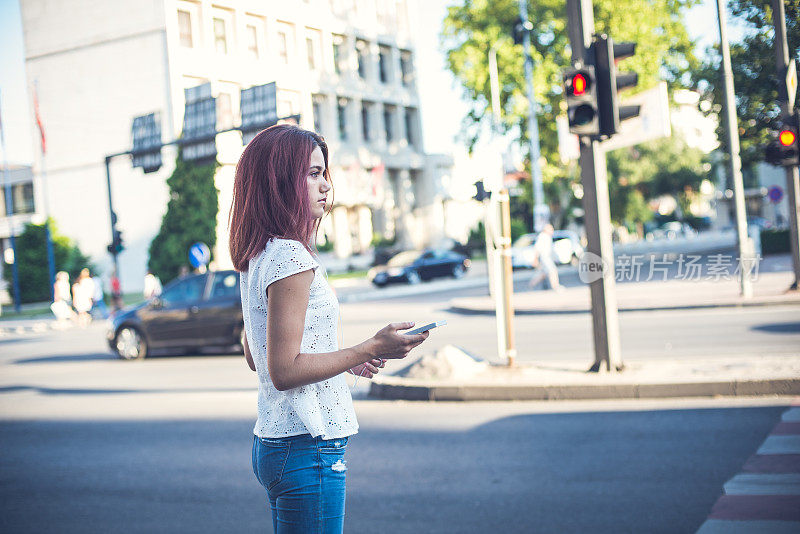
20,0,450,291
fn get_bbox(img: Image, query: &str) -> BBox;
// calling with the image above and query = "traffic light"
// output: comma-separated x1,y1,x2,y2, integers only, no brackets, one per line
765,112,799,167
512,17,533,46
563,66,599,136
592,34,640,138
107,229,124,254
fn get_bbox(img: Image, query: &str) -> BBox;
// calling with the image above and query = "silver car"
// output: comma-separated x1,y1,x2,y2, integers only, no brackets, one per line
511,230,584,268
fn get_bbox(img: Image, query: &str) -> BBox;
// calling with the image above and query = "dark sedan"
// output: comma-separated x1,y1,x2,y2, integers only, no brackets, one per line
368,249,471,287
107,270,243,360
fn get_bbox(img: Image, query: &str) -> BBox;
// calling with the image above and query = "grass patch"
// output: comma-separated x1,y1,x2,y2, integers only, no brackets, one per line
328,270,368,281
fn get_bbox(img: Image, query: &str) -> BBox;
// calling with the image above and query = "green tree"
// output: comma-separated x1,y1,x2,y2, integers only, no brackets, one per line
442,0,698,161
606,133,707,229
148,155,218,284
442,0,699,233
692,0,800,174
2,219,92,304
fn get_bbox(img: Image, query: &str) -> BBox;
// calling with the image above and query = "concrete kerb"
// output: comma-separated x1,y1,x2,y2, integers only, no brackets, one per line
369,379,800,402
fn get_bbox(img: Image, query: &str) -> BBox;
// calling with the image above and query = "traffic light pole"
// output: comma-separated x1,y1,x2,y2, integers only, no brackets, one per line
716,0,754,299
517,0,549,232
566,0,623,372
772,0,800,291
104,153,125,286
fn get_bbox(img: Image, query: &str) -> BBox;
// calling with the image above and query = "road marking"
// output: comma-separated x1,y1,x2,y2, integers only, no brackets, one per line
724,474,800,495
782,408,800,422
697,519,800,534
758,436,800,455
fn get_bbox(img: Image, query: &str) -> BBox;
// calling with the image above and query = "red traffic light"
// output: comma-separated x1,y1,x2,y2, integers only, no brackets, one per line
779,129,797,147
571,74,587,95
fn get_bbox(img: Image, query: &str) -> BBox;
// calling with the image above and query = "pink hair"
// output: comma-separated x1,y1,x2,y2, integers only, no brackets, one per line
228,124,333,272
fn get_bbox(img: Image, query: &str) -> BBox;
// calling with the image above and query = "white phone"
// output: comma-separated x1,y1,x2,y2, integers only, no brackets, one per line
404,320,447,335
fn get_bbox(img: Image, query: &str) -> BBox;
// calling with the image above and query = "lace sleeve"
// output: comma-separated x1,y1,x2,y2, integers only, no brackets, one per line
263,239,319,290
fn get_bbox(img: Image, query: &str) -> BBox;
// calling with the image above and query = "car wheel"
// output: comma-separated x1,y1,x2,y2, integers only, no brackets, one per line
115,326,147,360
452,264,466,279
406,270,421,285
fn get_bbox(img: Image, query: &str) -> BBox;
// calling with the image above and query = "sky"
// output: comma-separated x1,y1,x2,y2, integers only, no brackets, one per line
0,0,749,168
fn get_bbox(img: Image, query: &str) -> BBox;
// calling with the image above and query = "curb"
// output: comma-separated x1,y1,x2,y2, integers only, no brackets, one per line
369,379,800,402
0,319,65,337
447,296,800,316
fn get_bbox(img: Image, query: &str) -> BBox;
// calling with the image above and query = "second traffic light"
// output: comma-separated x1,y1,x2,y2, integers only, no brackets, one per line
593,34,640,138
765,111,800,167
107,229,124,255
564,66,599,136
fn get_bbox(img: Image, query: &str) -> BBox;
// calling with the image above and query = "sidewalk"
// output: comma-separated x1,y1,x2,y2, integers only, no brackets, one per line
369,345,800,401
696,401,800,533
449,271,800,315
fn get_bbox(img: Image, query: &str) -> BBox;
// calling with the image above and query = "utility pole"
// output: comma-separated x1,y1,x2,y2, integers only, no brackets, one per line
772,0,800,291
488,45,517,367
517,0,549,232
566,0,623,372
716,0,754,298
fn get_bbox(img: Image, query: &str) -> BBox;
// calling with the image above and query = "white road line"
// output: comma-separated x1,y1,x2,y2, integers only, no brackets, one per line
697,519,800,534
723,474,800,495
757,435,800,455
781,408,800,422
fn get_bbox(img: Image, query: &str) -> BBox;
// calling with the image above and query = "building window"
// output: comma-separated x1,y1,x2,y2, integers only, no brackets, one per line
178,10,193,48
337,99,348,140
361,101,371,141
383,105,395,142
246,25,258,58
356,39,368,79
0,182,35,216
277,22,295,65
378,45,391,83
400,50,414,87
213,17,228,54
306,28,321,71
332,35,344,74
312,94,325,133
404,107,416,147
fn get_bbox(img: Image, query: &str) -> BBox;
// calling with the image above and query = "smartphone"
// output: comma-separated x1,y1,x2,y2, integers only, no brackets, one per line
404,320,447,335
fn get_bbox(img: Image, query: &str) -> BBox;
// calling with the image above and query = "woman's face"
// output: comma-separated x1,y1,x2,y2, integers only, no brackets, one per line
307,146,330,219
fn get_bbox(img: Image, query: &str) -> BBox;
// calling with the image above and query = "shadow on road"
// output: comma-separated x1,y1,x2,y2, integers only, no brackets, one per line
750,321,800,334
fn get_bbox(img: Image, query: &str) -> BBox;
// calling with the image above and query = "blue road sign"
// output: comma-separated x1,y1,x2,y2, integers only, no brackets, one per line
768,185,784,204
189,242,211,268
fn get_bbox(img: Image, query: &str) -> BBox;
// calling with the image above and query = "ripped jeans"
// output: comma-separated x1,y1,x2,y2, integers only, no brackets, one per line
252,433,349,533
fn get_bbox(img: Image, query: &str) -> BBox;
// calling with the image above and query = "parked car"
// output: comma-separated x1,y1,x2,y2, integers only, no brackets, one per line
368,249,471,287
107,270,243,360
511,230,584,269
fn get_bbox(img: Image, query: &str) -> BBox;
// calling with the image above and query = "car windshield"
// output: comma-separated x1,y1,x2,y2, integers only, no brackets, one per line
388,251,422,267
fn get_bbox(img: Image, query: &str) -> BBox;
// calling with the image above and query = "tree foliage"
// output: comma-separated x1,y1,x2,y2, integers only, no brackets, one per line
2,219,92,304
442,0,698,161
692,0,800,172
606,133,707,228
148,155,218,284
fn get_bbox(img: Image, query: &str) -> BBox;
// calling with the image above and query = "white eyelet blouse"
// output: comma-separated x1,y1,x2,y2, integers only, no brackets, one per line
240,238,359,440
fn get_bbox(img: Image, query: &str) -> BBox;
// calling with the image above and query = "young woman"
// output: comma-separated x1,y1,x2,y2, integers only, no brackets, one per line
229,124,428,533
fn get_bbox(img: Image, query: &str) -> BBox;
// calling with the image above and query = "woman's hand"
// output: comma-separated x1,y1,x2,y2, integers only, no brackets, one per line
366,322,429,360
348,358,386,379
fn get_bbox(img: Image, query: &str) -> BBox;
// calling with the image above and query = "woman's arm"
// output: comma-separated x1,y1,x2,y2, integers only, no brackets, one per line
243,332,256,371
267,269,428,391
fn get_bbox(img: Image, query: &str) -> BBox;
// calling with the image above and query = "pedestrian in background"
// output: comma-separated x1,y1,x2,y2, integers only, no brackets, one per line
91,273,108,319
528,224,564,292
50,271,75,324
72,268,94,327
143,270,162,300
229,124,429,533
110,270,123,311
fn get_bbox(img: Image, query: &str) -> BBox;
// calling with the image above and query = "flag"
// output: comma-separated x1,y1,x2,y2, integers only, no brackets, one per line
32,83,46,155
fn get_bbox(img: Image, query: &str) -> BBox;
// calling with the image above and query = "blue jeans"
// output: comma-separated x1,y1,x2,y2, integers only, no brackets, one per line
252,433,349,533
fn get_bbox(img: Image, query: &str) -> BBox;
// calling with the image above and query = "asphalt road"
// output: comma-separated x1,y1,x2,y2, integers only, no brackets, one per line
0,317,796,532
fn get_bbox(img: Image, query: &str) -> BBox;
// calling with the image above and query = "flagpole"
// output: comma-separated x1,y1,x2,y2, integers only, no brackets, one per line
0,88,22,313
33,80,56,301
